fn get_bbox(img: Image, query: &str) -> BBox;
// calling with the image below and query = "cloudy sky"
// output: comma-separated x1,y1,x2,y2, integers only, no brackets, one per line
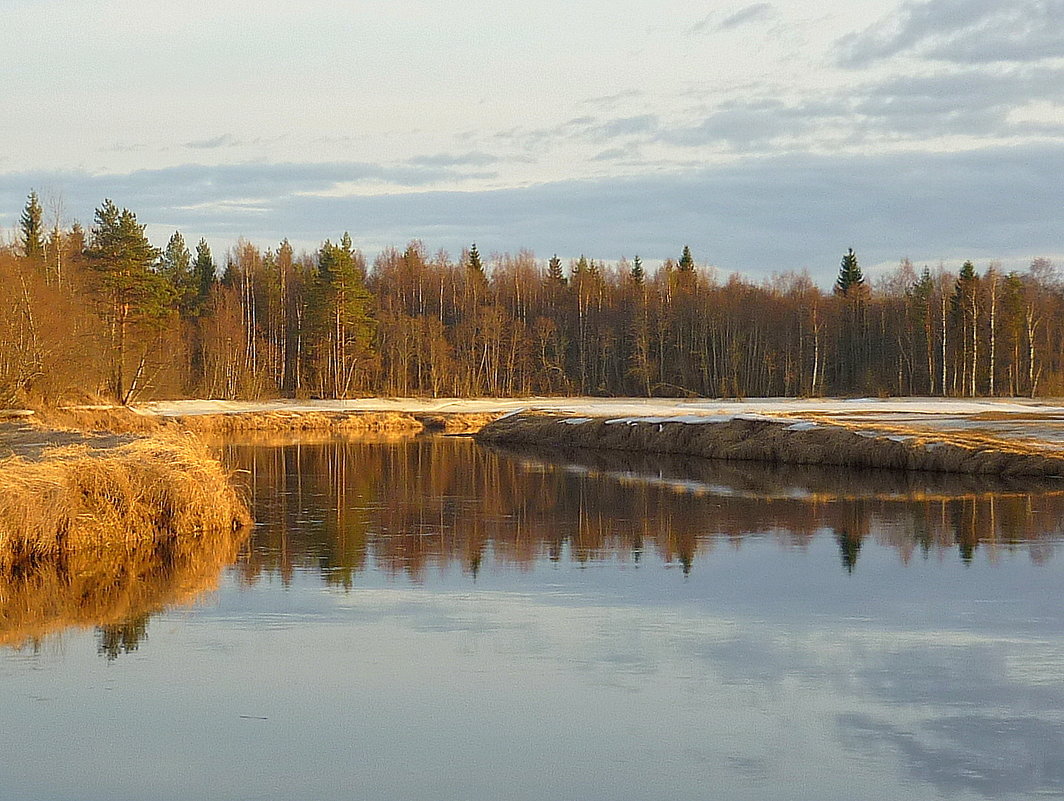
1,0,1062,283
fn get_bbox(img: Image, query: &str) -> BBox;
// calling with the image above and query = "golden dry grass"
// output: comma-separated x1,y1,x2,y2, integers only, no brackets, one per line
0,430,252,572
172,410,424,433
171,410,502,435
415,412,503,433
34,405,163,434
477,413,1064,476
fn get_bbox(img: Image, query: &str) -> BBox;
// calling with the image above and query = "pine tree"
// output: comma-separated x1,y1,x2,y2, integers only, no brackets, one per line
834,248,863,296
86,199,169,401
19,191,45,262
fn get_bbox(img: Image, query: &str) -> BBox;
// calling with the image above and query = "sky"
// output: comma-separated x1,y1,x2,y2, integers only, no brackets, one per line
1,0,1062,284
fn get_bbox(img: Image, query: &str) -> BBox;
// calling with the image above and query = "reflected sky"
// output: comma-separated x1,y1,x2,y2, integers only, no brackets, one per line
2,436,1063,801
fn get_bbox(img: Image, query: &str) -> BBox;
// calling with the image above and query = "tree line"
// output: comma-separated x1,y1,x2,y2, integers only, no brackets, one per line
2,191,1061,404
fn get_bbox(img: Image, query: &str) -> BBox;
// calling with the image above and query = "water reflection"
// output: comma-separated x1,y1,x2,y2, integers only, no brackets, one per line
0,524,250,653
219,435,1064,584
3,435,1063,800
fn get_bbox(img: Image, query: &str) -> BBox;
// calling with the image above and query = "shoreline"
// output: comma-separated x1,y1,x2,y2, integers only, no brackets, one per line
0,420,251,573
475,411,1064,476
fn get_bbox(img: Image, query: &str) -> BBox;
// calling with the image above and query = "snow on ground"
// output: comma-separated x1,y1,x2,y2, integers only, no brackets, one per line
138,396,1064,418
134,397,1064,447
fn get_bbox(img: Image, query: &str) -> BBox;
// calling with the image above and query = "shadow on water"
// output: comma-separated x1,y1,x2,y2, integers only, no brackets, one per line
216,434,1064,585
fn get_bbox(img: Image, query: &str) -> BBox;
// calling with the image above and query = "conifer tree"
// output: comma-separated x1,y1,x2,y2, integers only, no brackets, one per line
159,231,195,316
313,233,374,396
192,238,217,315
19,191,45,262
86,199,168,401
678,245,695,272
834,248,863,296
630,255,645,285
572,255,589,279
547,254,565,285
467,243,484,276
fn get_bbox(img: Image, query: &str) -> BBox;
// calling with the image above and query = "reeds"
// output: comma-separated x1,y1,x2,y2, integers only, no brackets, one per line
0,430,252,572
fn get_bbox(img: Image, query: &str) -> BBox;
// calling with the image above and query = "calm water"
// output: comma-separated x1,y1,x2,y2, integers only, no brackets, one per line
3,436,1064,801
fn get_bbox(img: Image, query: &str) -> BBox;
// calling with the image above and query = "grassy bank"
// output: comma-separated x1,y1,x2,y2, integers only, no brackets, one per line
0,430,251,572
477,412,1064,476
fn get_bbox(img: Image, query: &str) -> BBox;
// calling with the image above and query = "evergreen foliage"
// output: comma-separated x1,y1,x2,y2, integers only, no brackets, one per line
85,199,169,401
834,248,863,296
19,191,44,262
159,231,195,316
547,254,565,285
192,238,217,314
630,255,644,285
678,245,695,272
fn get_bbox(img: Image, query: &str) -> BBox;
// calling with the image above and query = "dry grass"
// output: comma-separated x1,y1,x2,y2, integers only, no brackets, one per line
172,410,424,434
171,410,502,435
0,430,252,572
415,412,503,433
477,413,1064,476
34,405,163,434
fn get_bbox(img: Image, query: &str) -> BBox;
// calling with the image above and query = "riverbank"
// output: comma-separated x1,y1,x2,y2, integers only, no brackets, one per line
0,420,251,572
476,411,1064,476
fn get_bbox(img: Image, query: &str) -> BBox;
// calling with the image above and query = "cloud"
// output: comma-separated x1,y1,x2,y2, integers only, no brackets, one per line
185,134,238,150
589,114,660,140
659,65,1064,149
405,151,498,168
717,3,773,30
4,144,1061,282
689,4,773,35
840,0,1064,67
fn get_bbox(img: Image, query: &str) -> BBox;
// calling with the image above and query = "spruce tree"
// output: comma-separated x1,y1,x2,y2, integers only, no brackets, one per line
678,245,695,272
19,191,45,262
314,233,374,396
159,231,194,315
467,243,484,276
630,255,645,285
834,248,864,296
192,238,217,314
572,255,589,279
547,254,566,285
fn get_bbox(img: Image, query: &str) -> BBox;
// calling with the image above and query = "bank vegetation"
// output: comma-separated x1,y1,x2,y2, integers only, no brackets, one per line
4,192,1063,407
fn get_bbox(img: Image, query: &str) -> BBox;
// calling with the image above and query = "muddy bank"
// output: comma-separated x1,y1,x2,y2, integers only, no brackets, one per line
476,412,1064,476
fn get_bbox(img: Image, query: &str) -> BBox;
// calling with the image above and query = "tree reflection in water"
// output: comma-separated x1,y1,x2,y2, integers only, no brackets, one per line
0,523,250,654
219,435,1064,585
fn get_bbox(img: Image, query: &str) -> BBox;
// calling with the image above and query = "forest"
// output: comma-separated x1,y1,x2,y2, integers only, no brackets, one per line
1,191,1061,405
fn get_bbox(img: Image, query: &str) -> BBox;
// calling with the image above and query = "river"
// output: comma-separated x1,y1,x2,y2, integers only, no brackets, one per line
2,435,1063,800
